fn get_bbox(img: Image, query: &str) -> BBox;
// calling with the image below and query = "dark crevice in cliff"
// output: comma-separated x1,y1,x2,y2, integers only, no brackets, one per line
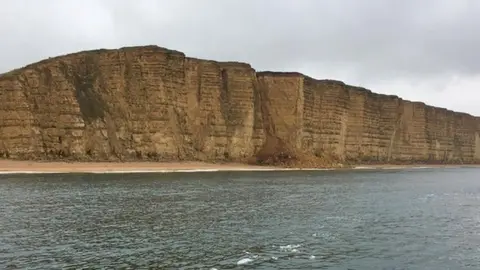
67,56,107,123
251,78,264,150
104,114,123,160
196,64,203,104
219,68,233,157
424,107,435,163
219,68,230,121
0,141,8,158
171,106,188,160
251,76,298,166
256,78,276,137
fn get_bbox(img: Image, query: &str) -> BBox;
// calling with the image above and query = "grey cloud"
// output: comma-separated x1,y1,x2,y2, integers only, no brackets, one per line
3,0,479,77
95,0,480,80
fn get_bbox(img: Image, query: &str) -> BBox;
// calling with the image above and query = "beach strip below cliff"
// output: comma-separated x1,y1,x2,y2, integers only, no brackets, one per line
0,160,477,174
0,160,280,174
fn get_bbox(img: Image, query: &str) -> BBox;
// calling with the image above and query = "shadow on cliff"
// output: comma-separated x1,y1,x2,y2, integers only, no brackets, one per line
249,136,296,165
248,135,338,168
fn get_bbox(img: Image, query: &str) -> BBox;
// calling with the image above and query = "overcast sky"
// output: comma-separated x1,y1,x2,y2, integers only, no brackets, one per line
1,0,479,115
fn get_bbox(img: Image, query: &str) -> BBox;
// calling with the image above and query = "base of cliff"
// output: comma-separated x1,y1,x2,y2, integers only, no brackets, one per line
1,159,478,174
0,160,279,173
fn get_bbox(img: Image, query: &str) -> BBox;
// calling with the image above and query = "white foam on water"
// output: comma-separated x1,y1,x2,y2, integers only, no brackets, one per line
0,167,334,175
409,166,431,170
353,166,373,170
236,258,253,265
90,169,223,174
383,166,408,170
0,171,56,174
353,165,443,171
0,168,239,174
309,255,316,260
0,164,469,175
297,168,334,171
279,244,302,252
381,166,440,170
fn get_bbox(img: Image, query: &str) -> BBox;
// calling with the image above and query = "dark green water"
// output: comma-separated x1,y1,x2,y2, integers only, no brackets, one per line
1,168,479,270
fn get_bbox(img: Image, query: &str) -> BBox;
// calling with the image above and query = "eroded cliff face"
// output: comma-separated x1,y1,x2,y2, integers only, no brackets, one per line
0,45,479,166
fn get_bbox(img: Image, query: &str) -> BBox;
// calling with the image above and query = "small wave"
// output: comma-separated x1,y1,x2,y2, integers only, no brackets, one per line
0,167,335,174
0,171,57,174
382,166,442,170
279,244,301,253
237,257,254,265
352,165,444,171
90,169,222,174
0,169,222,174
381,166,406,170
353,166,374,170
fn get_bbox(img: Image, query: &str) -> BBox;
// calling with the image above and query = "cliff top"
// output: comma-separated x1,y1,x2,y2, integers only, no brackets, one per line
0,45,476,118
0,45,183,79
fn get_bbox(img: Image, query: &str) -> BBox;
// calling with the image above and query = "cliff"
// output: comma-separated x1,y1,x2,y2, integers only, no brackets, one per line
1,45,479,166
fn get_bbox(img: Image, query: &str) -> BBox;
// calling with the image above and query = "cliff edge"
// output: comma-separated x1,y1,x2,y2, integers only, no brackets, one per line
1,45,479,167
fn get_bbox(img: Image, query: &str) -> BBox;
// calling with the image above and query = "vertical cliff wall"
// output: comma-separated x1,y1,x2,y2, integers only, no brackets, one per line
0,45,479,165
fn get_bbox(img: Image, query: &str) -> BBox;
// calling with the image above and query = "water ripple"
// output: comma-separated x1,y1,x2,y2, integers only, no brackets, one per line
1,168,480,269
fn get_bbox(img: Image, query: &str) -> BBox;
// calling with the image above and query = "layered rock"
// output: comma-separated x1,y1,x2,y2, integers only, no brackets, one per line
0,45,479,165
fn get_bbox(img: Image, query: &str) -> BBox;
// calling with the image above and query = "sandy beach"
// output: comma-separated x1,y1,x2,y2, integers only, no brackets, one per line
0,160,478,174
0,160,284,174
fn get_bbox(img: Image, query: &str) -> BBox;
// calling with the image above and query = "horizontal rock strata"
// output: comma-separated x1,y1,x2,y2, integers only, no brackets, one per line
0,45,479,166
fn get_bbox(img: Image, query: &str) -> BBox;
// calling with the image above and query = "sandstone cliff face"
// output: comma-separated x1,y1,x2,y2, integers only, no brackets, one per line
0,45,479,165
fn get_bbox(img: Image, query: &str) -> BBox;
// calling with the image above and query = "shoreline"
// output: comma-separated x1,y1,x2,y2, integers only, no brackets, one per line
0,160,479,174
0,160,281,174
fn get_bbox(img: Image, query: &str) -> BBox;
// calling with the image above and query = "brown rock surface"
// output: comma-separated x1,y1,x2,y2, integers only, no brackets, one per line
0,45,479,167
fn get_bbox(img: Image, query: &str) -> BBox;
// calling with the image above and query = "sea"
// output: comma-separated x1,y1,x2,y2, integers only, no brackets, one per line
0,167,479,269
